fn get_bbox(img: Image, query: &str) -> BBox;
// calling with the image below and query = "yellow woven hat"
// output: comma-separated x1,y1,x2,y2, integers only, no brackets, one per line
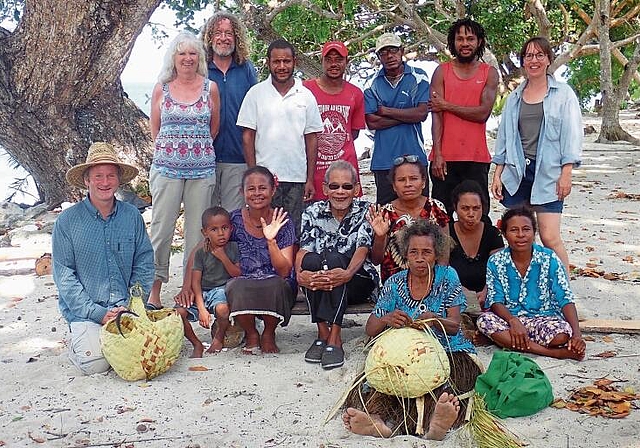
66,142,139,189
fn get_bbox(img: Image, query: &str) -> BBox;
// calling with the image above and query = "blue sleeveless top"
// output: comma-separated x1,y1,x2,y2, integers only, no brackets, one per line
152,79,215,179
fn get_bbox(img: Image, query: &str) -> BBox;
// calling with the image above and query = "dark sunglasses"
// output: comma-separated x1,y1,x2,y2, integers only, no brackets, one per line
393,154,420,165
326,183,355,191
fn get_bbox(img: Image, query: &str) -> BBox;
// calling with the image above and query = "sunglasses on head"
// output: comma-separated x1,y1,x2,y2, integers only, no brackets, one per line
393,154,420,165
326,183,355,191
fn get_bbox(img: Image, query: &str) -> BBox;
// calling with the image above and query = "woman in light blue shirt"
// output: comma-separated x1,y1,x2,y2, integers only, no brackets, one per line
490,37,582,272
477,207,585,360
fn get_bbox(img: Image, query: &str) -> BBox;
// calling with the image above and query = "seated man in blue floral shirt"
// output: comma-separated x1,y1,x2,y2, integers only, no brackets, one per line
52,142,154,375
295,160,379,369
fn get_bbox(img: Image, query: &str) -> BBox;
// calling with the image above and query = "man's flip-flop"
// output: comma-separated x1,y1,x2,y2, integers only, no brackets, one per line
145,303,163,311
241,346,262,355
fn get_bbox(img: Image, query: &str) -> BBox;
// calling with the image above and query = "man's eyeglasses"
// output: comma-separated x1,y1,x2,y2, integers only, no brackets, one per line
524,52,546,61
213,31,234,38
393,154,420,165
326,183,355,191
377,47,401,57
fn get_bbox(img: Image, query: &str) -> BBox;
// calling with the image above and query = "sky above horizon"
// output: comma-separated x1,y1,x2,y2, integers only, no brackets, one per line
120,6,215,83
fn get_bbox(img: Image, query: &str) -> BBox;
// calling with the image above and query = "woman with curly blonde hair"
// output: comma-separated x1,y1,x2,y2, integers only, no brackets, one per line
199,12,258,213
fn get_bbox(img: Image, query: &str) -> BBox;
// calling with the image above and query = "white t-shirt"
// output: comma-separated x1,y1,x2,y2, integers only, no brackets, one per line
237,77,323,182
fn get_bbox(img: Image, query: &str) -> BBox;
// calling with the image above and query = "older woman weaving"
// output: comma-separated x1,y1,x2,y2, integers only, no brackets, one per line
343,220,480,440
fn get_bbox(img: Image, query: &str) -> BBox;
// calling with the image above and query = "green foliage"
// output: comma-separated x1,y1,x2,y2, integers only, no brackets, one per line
162,0,211,31
565,55,600,107
492,93,508,116
566,46,640,108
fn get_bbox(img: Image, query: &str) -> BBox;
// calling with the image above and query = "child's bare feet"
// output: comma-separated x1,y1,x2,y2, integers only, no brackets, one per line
260,331,279,353
190,342,204,358
342,408,392,438
425,392,460,441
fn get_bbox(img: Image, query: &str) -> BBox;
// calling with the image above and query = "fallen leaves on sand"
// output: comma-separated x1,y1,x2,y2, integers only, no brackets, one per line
552,378,640,418
115,405,136,414
608,191,640,201
572,266,624,281
27,432,45,443
594,350,617,358
138,417,156,423
584,335,596,342
188,365,210,371
602,335,615,343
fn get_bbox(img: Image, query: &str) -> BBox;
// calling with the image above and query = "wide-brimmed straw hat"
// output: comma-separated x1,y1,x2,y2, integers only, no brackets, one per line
66,142,139,189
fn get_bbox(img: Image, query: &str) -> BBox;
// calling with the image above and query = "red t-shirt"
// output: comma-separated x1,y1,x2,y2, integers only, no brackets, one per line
430,62,491,163
303,79,365,200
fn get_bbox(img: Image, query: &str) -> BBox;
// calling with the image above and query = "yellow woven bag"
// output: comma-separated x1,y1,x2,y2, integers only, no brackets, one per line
364,326,450,398
100,284,183,381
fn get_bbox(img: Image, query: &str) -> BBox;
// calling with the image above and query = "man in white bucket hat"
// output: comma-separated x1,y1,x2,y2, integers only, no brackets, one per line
52,142,154,375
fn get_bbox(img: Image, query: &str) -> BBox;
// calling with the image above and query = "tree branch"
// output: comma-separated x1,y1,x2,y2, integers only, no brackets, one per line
395,0,448,52
569,4,640,83
616,36,640,100
433,0,454,21
611,3,640,26
526,0,552,38
265,0,342,22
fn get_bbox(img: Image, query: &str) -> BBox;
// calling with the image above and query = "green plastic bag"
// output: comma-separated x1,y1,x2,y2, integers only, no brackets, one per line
475,351,553,418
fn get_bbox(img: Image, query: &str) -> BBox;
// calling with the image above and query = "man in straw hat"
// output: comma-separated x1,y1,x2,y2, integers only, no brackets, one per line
52,142,154,375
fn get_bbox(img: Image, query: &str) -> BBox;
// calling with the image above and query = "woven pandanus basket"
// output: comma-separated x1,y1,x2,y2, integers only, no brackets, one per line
100,285,183,381
364,326,450,398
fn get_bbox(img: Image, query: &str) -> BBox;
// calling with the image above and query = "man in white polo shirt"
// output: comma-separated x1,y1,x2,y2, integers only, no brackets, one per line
237,39,323,235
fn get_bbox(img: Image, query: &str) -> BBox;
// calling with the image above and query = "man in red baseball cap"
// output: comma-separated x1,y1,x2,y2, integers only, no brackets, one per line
303,42,365,202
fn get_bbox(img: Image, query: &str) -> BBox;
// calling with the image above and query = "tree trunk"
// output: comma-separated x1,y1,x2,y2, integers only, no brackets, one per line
0,0,160,206
595,0,640,145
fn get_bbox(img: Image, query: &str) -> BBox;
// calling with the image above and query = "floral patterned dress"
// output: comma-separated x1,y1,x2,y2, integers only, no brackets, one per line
380,198,449,283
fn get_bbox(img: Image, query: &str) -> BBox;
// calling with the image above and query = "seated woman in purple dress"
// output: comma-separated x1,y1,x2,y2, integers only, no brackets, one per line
225,166,297,354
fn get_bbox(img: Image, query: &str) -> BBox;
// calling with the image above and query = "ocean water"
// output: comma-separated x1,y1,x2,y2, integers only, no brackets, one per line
0,81,155,205
124,81,155,117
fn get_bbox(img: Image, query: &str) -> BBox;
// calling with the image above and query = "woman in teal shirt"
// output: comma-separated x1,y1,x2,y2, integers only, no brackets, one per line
477,206,585,360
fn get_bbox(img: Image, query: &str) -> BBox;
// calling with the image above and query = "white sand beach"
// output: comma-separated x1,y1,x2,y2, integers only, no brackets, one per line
0,112,639,447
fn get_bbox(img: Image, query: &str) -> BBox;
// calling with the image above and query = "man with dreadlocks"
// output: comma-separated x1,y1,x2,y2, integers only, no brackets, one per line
428,18,498,221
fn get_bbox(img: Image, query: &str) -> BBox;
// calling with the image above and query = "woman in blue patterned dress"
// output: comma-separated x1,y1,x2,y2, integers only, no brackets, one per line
148,31,221,307
476,206,585,360
343,219,480,439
